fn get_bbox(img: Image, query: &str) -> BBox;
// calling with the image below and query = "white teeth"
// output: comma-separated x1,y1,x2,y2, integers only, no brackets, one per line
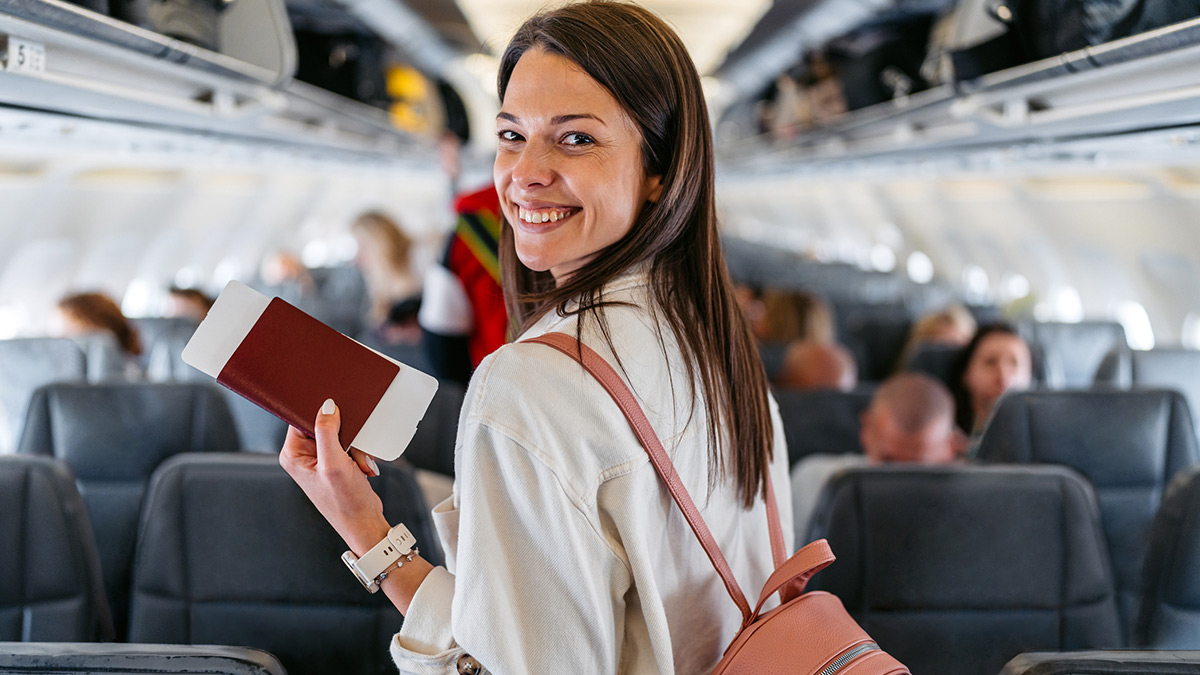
518,206,574,224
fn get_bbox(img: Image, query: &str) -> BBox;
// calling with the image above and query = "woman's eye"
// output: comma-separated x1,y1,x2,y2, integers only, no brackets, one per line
562,132,595,146
497,130,524,143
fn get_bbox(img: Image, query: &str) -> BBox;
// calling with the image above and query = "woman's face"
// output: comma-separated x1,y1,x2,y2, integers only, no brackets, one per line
963,332,1033,419
494,48,661,282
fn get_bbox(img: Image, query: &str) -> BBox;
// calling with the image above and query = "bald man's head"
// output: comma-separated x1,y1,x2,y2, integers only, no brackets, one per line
860,373,959,464
776,340,857,391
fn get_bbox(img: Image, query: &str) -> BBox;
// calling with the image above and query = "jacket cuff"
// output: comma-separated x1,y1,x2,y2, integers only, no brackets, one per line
391,566,459,668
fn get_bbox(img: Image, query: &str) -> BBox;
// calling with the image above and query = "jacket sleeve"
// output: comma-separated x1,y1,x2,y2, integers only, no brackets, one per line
391,417,632,674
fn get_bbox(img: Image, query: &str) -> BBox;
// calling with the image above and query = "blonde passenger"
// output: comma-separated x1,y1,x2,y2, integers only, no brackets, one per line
758,288,835,344
277,3,792,672
350,211,422,327
896,303,977,370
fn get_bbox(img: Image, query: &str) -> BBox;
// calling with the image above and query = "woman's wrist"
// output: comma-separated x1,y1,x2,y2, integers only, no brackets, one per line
345,516,394,557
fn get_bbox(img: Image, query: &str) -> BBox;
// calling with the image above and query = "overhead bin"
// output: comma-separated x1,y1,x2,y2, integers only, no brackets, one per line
0,0,419,158
724,16,1200,171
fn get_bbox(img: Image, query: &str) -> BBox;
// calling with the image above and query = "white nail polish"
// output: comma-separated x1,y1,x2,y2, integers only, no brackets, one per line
322,398,335,415
366,456,379,476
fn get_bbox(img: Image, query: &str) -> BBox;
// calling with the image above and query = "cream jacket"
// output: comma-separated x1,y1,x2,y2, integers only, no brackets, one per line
391,270,793,674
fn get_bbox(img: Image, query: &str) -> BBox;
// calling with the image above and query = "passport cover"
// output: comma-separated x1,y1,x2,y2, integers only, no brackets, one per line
182,281,437,460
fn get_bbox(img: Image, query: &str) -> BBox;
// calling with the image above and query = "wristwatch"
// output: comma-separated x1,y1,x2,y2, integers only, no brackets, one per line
342,523,418,593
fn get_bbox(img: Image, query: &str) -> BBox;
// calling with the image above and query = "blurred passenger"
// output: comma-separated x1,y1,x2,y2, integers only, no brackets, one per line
949,322,1034,439
758,289,834,344
790,372,961,541
166,285,213,322
259,249,315,298
351,211,422,333
775,339,858,391
55,291,144,380
896,303,977,370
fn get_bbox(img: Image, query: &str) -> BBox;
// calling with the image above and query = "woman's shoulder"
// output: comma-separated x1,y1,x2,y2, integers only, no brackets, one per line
461,334,651,495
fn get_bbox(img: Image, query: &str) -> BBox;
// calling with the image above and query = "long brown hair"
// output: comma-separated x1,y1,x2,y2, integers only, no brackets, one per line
58,291,143,357
497,1,773,507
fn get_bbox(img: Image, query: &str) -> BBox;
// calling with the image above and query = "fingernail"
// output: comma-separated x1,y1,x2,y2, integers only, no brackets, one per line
322,398,336,415
366,455,379,476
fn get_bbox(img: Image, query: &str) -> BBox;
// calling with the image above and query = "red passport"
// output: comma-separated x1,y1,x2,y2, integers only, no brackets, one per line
182,281,438,460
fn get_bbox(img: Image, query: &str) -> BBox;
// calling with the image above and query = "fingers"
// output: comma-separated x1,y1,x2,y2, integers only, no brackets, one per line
313,398,345,464
314,399,377,477
349,447,380,477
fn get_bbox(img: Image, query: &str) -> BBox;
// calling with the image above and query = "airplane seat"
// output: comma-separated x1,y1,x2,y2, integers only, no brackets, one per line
975,390,1200,643
840,310,912,381
758,340,789,380
1095,346,1200,434
805,464,1122,675
16,382,241,640
903,343,960,386
218,387,290,453
774,386,873,465
1000,650,1200,674
1019,320,1128,389
74,334,140,383
402,380,466,477
0,455,112,642
0,643,287,674
302,265,370,338
128,453,443,675
134,317,200,381
0,337,87,453
1137,466,1200,648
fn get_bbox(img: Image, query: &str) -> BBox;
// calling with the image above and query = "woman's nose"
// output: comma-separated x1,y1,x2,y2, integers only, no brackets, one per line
510,144,554,189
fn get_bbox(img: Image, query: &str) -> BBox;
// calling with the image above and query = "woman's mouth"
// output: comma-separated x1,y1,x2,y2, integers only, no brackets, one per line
517,205,580,225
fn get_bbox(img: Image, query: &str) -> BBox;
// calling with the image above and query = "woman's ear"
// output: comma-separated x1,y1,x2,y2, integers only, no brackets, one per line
645,175,664,203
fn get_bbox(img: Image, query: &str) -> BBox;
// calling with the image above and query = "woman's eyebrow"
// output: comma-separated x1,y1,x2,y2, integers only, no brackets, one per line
496,112,606,126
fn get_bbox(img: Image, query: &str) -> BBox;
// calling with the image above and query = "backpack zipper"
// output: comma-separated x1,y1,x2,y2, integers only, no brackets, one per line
817,642,881,675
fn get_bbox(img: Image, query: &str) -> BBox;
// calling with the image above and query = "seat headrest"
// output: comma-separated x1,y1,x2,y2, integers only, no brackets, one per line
17,382,240,479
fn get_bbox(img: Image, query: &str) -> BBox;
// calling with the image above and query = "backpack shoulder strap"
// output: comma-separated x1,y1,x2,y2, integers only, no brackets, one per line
523,332,754,622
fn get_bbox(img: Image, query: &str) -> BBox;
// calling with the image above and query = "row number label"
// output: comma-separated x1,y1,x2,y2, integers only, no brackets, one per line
5,37,46,74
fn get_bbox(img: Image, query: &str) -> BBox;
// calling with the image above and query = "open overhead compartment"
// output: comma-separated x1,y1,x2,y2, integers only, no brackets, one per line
721,16,1200,176
0,0,424,161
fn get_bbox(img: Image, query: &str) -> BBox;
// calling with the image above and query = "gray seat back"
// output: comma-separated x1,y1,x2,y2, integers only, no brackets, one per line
17,382,240,639
129,453,442,675
903,342,960,386
976,390,1200,641
1138,466,1200,648
1001,650,1200,674
1095,347,1200,434
0,338,86,452
1020,320,1128,388
0,643,287,674
403,380,465,477
0,455,111,642
134,317,200,382
807,464,1122,675
774,387,873,465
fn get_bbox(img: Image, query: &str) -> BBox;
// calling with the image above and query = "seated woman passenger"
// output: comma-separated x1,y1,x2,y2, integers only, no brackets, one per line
278,3,792,673
895,303,977,371
949,322,1034,440
351,211,423,344
55,291,144,381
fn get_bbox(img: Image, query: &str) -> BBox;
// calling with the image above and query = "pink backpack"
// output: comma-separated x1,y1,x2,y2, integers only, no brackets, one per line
526,333,910,675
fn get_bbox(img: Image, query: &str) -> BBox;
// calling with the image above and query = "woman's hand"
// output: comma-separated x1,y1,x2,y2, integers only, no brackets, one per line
279,398,436,614
279,398,391,554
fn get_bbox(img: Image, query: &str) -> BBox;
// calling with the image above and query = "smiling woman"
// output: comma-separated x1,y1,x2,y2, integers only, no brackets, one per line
278,2,790,673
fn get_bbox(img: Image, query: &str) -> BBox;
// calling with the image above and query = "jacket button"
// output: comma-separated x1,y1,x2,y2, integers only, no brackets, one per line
457,654,483,674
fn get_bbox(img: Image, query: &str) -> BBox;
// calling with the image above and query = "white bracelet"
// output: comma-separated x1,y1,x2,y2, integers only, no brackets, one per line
341,523,417,593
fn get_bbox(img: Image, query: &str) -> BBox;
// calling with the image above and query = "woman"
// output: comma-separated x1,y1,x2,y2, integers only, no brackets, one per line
55,291,144,380
350,211,422,333
280,3,791,673
949,322,1034,439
